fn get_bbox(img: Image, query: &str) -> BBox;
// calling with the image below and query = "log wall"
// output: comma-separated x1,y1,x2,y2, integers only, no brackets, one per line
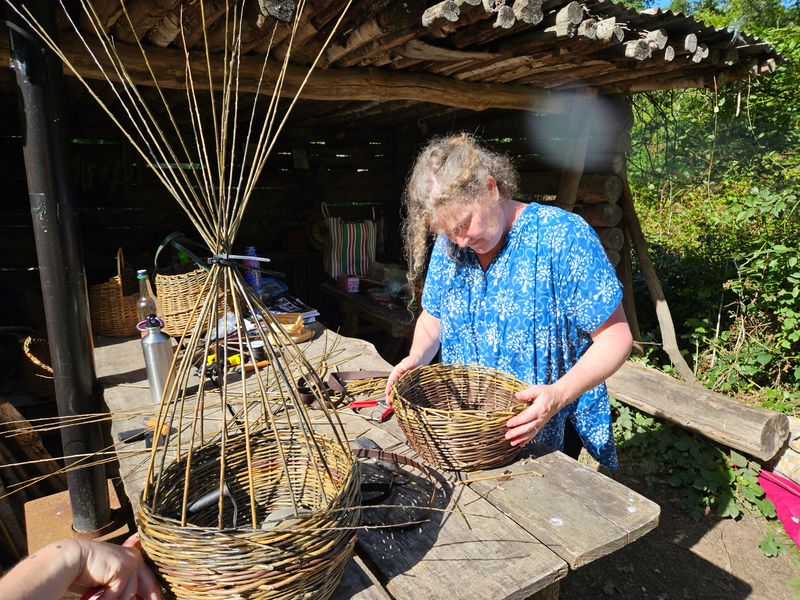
0,94,635,322
0,118,402,313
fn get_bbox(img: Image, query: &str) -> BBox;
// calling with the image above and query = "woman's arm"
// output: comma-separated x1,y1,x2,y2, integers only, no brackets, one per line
0,537,163,600
505,304,632,446
384,309,441,401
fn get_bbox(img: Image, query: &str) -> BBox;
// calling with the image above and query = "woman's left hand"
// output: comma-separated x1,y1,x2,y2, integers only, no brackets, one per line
505,384,566,447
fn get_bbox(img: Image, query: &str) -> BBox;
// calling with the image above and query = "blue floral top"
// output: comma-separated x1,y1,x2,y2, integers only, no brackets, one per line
421,202,623,468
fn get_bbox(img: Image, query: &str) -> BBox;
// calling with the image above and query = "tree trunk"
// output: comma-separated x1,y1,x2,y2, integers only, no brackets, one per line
608,362,789,462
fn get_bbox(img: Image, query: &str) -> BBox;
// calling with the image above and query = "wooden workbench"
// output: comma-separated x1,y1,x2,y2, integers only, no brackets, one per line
96,326,659,600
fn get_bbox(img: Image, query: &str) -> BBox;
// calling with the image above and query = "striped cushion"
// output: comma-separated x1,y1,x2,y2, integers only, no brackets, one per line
323,216,376,279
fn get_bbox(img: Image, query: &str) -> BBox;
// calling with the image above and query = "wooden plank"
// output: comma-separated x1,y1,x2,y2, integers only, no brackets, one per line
0,478,25,560
608,362,790,461
468,445,660,568
332,420,568,600
333,555,393,600
0,401,67,493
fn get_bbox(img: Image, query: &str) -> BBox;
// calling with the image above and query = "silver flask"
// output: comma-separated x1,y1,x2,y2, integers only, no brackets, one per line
141,317,174,406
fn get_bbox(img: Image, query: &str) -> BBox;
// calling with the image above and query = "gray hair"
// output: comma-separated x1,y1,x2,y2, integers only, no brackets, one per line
402,133,518,288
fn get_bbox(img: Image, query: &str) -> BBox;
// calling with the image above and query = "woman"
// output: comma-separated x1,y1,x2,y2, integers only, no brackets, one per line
385,133,632,468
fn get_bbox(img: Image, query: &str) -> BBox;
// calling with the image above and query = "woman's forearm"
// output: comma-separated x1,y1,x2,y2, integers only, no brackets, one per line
408,310,441,365
552,304,632,408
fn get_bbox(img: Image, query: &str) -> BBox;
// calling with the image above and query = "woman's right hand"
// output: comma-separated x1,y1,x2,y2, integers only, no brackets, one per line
385,356,420,404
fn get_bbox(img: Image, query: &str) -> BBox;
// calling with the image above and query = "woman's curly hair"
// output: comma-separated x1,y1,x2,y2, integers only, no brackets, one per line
402,132,518,290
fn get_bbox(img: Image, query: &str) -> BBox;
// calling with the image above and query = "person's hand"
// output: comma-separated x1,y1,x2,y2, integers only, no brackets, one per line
505,384,566,447
69,536,163,600
385,355,420,404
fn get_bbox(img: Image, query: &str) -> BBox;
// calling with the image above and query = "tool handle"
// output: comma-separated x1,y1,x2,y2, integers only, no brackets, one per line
117,428,147,443
349,399,379,409
243,359,269,373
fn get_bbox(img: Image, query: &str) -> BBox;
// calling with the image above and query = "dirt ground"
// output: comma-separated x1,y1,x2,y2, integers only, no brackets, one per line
559,458,800,600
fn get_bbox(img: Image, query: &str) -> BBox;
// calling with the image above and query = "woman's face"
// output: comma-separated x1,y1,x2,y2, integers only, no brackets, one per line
433,177,506,256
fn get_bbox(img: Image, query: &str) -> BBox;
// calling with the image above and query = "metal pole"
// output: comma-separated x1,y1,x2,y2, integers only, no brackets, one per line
6,1,111,532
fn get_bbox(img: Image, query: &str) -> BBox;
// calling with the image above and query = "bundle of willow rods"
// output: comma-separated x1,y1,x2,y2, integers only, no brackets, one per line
4,1,360,598
391,364,529,471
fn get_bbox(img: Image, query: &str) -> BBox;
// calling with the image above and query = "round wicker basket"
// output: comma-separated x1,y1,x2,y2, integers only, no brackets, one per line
22,336,54,397
391,363,529,472
138,427,361,600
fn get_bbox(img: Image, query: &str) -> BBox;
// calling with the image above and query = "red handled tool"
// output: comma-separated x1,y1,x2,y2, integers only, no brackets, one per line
348,398,394,423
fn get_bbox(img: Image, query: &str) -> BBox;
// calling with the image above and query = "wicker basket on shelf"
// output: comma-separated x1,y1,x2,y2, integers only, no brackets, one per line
88,248,138,337
138,427,360,600
155,267,216,338
22,335,54,397
391,363,529,472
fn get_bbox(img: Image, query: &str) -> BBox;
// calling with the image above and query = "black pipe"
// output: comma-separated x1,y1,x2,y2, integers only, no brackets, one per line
6,1,111,532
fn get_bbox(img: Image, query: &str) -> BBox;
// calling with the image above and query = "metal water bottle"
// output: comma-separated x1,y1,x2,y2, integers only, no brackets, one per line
141,315,174,406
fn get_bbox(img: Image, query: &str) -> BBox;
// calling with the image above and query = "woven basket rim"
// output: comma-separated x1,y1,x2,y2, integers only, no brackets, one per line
392,362,528,416
22,335,53,374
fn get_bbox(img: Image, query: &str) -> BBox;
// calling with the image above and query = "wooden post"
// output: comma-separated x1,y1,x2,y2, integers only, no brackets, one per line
619,171,696,383
616,225,642,346
555,88,597,211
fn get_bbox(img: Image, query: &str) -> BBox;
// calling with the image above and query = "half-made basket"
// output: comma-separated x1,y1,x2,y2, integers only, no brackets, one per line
392,363,529,472
138,426,361,600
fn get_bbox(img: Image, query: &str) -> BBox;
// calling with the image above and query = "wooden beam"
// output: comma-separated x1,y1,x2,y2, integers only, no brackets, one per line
595,226,624,251
0,32,568,114
619,170,696,383
399,39,502,61
555,88,596,210
573,202,622,227
78,0,125,35
323,0,425,66
519,172,621,203
111,0,181,45
422,0,482,28
608,362,789,462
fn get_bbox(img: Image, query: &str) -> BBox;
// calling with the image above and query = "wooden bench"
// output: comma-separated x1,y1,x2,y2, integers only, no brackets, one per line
96,327,659,600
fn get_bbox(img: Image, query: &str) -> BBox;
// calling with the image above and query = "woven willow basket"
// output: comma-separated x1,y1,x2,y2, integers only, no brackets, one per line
155,267,218,337
138,427,361,600
22,335,53,397
89,248,138,337
392,363,529,472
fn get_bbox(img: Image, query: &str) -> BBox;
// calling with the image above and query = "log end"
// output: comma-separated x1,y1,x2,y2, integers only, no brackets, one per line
762,413,791,462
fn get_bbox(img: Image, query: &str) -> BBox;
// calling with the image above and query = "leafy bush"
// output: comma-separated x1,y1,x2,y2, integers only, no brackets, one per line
627,22,800,413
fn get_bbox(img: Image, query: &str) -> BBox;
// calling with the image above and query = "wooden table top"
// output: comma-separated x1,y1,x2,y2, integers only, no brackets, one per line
96,326,659,600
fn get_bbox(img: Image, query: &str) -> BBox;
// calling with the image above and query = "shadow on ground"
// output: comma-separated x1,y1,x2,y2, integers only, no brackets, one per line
560,459,800,600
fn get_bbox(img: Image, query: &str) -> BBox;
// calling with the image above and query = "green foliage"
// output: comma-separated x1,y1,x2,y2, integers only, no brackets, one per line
628,22,800,414
612,399,783,554
615,0,800,565
760,534,789,558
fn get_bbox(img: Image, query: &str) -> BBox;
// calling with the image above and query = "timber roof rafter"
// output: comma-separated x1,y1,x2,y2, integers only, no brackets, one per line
0,0,782,128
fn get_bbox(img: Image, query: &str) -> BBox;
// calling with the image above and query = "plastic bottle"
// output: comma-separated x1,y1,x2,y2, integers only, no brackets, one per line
136,269,158,323
243,246,262,295
141,315,174,406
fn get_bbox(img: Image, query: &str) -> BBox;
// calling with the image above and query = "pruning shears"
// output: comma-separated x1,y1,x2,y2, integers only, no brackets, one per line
348,398,394,423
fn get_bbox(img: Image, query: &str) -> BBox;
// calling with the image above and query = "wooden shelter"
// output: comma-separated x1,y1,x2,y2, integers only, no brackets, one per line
0,0,781,380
